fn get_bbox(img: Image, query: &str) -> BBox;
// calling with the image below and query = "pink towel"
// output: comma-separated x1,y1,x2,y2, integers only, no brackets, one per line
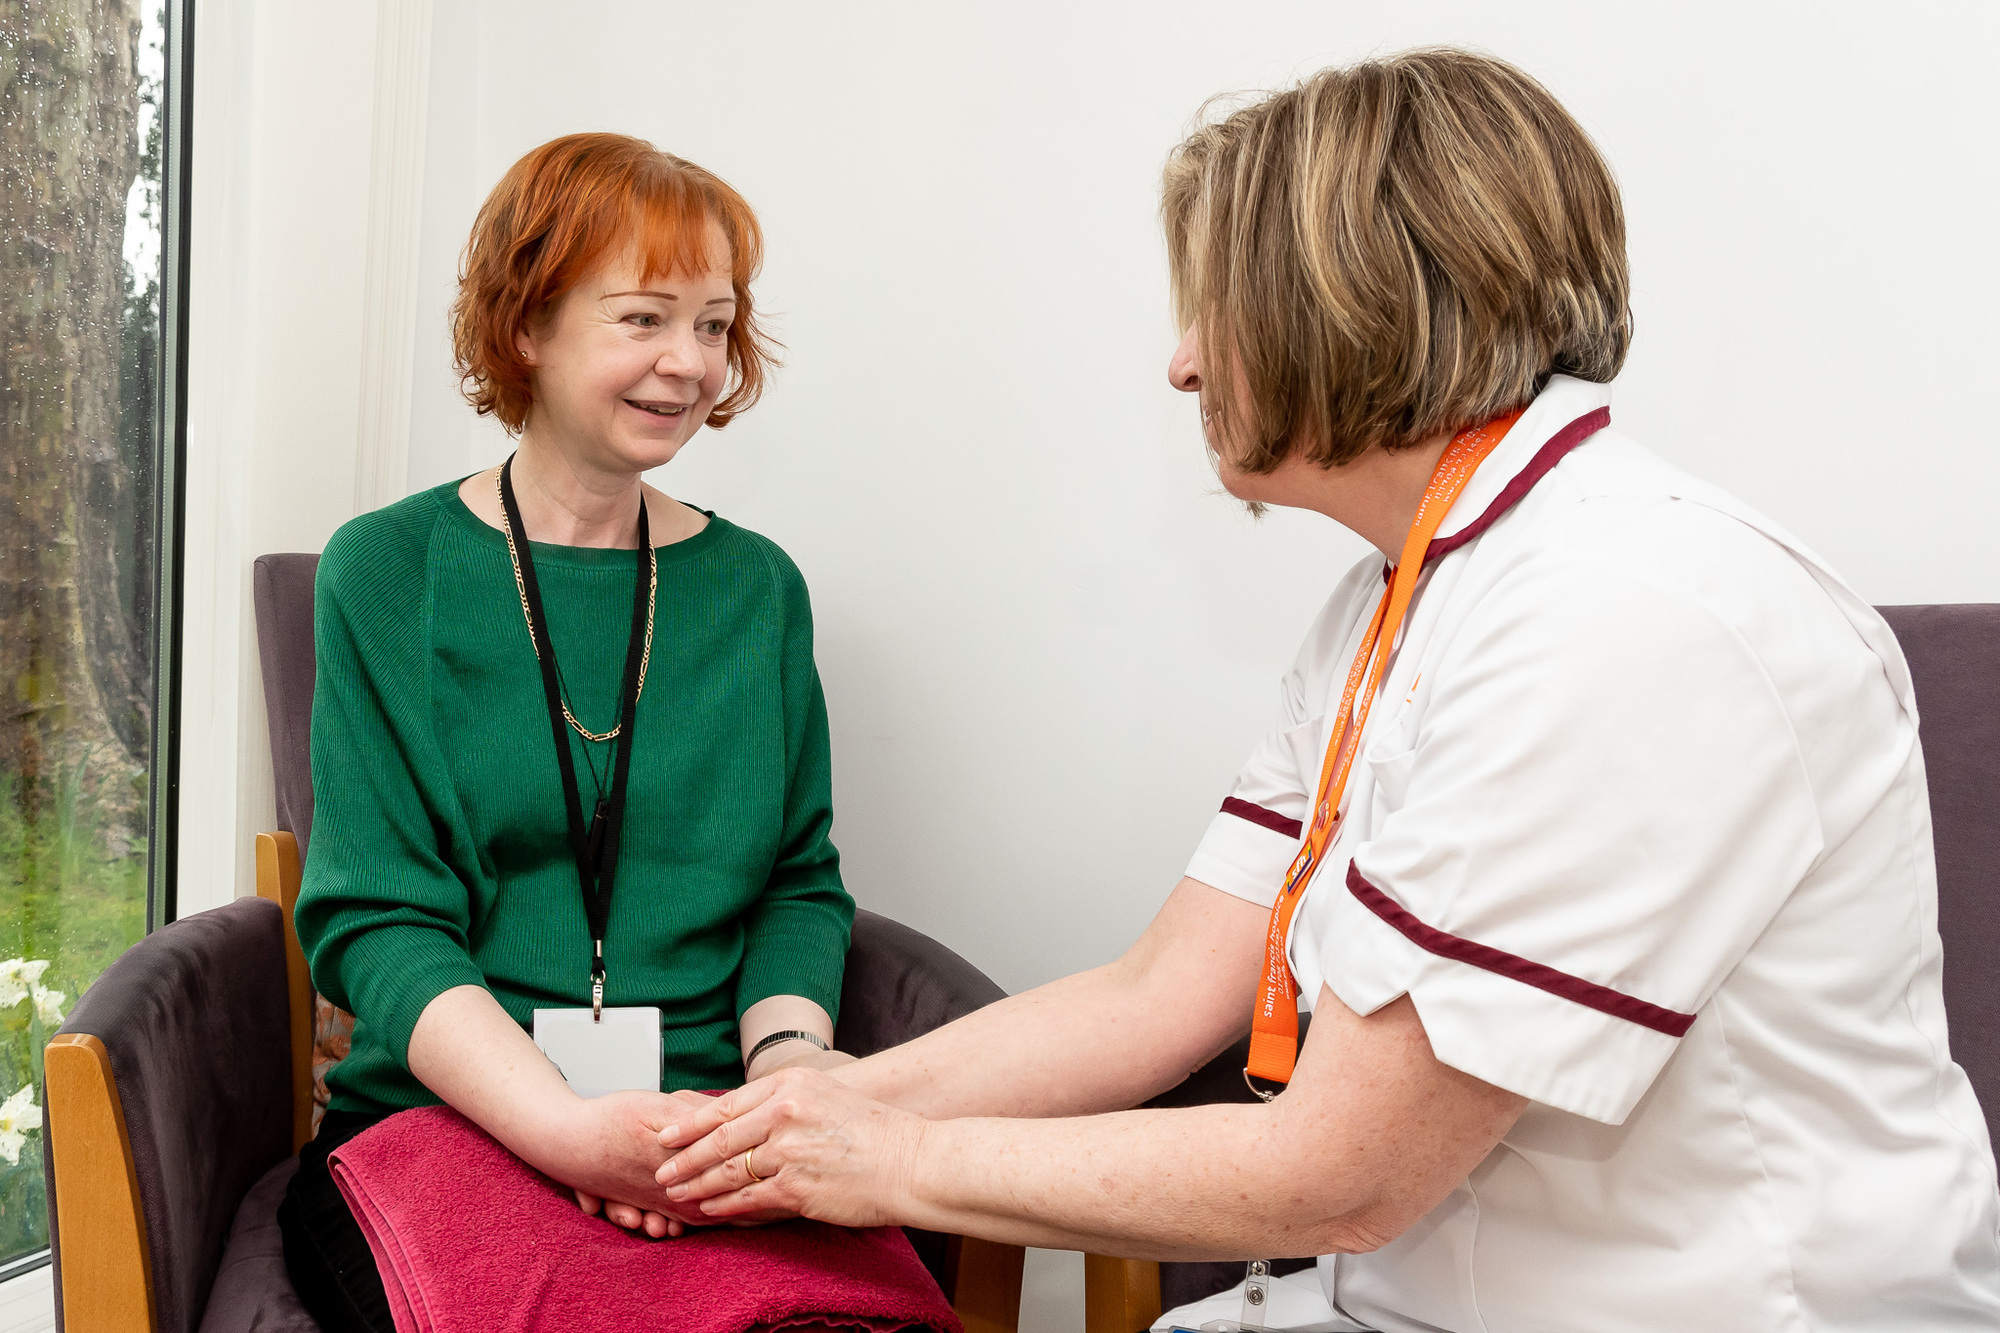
328,1105,963,1333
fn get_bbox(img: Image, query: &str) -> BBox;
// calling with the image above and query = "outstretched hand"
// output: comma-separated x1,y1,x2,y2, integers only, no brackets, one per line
654,1068,927,1228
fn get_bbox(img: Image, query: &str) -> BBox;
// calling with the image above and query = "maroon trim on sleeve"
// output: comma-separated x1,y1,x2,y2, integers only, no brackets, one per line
1423,406,1611,567
1220,797,1304,841
1345,861,1696,1038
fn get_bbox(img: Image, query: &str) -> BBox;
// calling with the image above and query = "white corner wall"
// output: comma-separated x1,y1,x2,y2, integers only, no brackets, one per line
180,0,437,915
178,0,385,916
188,1,2000,992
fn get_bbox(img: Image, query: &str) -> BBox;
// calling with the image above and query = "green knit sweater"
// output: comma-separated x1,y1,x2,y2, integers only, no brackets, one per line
296,480,852,1114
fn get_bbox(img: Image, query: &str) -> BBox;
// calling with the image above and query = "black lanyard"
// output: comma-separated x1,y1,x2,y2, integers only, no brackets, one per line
498,455,650,1018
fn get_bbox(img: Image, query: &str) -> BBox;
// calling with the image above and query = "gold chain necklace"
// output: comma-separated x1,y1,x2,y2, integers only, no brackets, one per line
496,467,657,743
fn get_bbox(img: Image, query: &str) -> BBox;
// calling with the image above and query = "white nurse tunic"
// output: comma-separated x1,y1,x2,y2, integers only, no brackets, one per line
1175,375,2000,1332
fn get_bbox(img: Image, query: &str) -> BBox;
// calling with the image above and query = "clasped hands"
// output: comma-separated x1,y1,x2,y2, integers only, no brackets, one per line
569,1064,921,1238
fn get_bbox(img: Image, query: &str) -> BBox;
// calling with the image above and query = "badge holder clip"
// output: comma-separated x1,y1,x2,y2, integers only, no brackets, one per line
1182,1259,1275,1332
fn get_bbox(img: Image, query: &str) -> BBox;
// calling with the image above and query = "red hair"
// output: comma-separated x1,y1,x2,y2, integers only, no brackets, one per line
452,133,778,432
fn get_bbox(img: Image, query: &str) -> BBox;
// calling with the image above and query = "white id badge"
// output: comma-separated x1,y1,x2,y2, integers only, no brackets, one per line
532,1007,661,1099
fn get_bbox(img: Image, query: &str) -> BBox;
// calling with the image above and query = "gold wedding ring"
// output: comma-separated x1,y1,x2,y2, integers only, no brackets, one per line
743,1147,765,1183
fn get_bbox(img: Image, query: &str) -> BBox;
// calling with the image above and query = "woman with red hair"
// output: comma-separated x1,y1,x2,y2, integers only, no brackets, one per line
280,134,855,1331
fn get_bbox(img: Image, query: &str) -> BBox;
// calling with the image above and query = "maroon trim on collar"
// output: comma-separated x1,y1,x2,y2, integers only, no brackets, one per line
1220,797,1304,841
1423,405,1611,566
1345,861,1696,1038
1376,404,1612,586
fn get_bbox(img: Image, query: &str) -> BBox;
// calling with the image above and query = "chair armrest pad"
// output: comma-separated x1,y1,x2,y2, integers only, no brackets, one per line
55,896,295,1333
835,909,1006,1059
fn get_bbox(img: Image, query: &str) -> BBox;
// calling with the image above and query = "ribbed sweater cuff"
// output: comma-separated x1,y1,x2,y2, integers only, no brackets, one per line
735,925,849,1026
339,924,491,1067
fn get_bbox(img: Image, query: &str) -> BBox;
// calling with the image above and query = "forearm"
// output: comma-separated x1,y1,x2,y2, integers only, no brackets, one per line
405,983,578,1170
884,991,1522,1259
662,991,1525,1256
838,878,1264,1120
837,963,1218,1120
893,1101,1350,1260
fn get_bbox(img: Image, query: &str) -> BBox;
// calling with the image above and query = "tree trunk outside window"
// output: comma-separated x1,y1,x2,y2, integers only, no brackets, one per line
0,0,154,1265
1,0,148,852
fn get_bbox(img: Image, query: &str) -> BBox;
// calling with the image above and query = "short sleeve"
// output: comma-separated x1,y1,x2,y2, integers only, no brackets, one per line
1187,567,1381,908
1321,554,1825,1125
1185,668,1315,908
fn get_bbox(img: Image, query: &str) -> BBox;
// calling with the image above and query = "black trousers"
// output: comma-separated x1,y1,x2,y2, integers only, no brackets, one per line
277,1110,395,1333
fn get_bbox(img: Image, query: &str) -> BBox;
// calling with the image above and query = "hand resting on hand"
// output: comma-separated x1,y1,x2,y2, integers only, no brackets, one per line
653,1068,927,1229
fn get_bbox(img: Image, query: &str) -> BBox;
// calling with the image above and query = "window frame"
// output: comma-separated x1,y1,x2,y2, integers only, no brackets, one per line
0,0,193,1312
147,0,196,933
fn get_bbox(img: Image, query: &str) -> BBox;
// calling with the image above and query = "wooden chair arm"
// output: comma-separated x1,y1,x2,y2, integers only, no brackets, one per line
1086,1254,1163,1333
254,830,314,1152
44,1032,157,1332
942,1235,1026,1332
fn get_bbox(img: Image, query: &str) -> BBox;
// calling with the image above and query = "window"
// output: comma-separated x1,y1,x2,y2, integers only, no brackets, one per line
0,0,185,1277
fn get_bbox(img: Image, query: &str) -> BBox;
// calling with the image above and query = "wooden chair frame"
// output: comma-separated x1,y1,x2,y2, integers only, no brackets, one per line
45,828,1159,1332
43,1033,155,1331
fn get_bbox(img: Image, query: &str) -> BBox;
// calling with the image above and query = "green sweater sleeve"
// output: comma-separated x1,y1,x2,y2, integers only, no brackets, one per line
732,539,854,1022
295,504,488,1066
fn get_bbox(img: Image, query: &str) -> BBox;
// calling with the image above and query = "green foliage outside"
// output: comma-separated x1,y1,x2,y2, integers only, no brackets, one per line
0,771,149,1262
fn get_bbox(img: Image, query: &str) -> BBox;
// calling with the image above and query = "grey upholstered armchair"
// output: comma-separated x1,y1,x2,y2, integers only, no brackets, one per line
41,553,1029,1333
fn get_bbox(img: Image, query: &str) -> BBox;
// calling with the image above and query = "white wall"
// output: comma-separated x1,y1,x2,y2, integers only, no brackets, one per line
187,0,2000,982
181,0,440,915
179,0,389,915
393,0,2000,996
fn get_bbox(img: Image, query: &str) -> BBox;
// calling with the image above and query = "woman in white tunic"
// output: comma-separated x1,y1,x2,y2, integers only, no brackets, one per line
648,48,2000,1331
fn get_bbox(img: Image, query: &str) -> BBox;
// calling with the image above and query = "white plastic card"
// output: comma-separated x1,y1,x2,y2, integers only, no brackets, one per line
532,1006,661,1099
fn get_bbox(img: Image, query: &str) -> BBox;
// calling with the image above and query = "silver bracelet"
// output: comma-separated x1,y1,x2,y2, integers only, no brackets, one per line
744,1028,830,1067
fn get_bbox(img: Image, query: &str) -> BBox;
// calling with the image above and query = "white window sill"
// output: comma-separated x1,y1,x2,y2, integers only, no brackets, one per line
0,1261,53,1333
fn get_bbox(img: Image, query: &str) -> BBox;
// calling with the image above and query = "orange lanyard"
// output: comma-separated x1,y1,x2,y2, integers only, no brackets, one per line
1245,409,1524,1096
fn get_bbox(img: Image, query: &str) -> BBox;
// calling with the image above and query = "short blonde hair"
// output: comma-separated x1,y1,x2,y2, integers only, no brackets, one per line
1163,48,1630,471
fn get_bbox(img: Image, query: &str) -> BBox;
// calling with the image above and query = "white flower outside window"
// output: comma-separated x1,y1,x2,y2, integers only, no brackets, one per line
0,960,51,1012
31,987,65,1028
0,958,64,1028
0,1086,40,1168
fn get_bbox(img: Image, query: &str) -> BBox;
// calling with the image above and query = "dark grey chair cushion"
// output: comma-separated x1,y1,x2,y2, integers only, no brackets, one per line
53,898,295,1333
836,908,1009,1288
1879,604,2000,1148
195,1158,319,1333
837,910,1006,1057
253,554,320,858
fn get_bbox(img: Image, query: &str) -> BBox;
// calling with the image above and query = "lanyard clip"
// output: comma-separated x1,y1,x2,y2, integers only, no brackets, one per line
1238,1259,1272,1330
1243,1067,1284,1103
592,942,605,1023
